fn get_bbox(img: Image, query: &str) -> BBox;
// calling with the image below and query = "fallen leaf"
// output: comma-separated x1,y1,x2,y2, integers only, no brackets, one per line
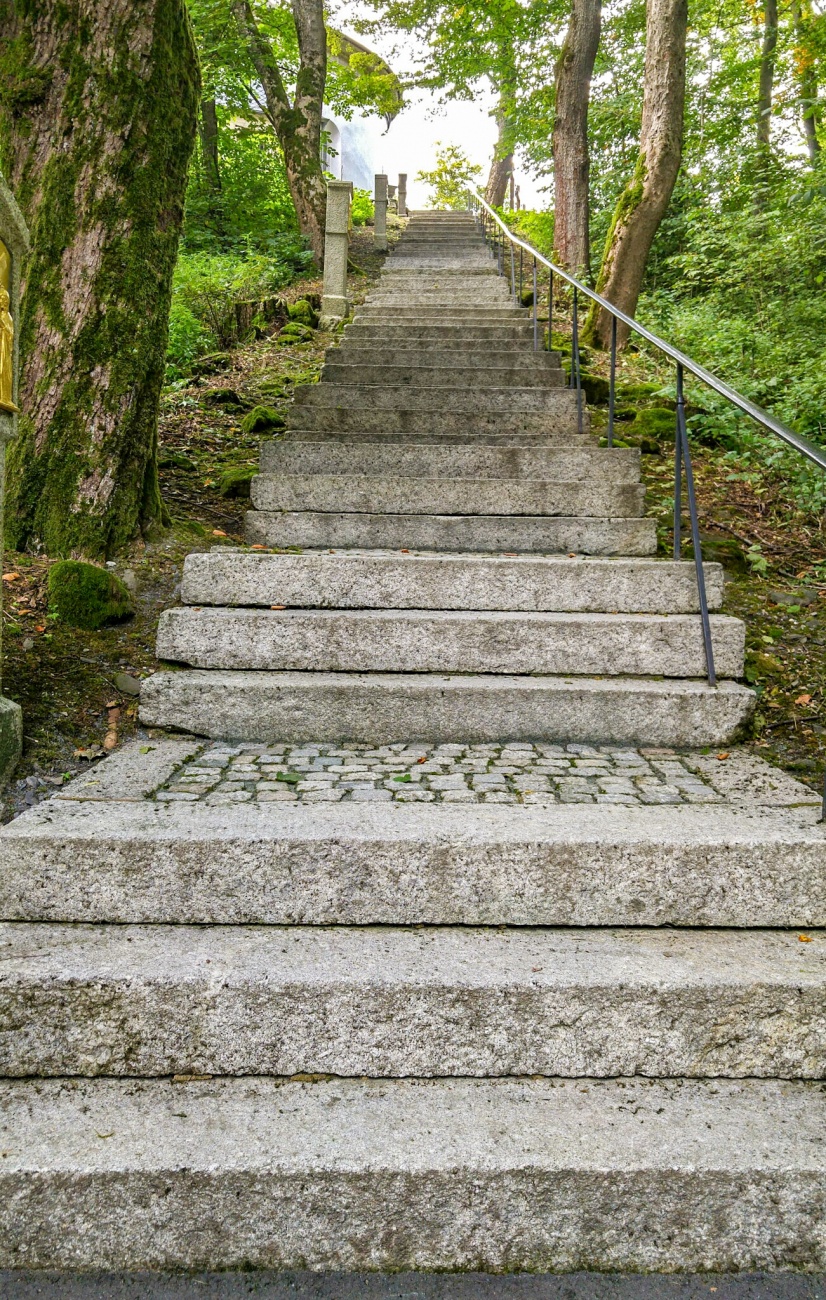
799,934,813,943
212,529,227,537
271,604,285,610
250,543,267,550
795,693,812,705
35,625,46,633
400,549,410,554
103,731,118,752
416,756,427,764
716,752,730,760
2,572,20,582
568,552,577,558
95,1132,115,1140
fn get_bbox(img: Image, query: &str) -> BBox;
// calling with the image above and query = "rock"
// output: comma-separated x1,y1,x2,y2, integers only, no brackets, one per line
200,388,252,413
158,450,196,471
190,352,232,377
287,299,318,329
114,673,142,697
580,370,610,405
770,588,819,607
688,533,749,576
47,562,134,632
619,381,669,403
632,407,676,440
121,570,138,596
218,466,256,499
239,405,286,436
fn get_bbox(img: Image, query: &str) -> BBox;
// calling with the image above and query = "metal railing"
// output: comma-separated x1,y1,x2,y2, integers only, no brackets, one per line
468,182,826,716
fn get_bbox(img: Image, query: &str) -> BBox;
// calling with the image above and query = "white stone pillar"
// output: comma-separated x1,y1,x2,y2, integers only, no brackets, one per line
397,173,408,217
374,174,388,252
319,180,353,327
0,172,29,788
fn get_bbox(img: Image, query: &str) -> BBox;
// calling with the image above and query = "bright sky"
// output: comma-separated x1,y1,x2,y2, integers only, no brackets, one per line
337,11,547,210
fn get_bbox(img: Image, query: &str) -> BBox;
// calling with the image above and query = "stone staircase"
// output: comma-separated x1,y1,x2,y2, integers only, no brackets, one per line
0,210,823,1277
140,209,755,747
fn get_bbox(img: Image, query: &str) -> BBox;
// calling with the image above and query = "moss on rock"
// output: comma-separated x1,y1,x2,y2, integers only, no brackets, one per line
287,299,318,328
239,405,286,435
631,407,676,440
48,560,134,631
218,465,256,498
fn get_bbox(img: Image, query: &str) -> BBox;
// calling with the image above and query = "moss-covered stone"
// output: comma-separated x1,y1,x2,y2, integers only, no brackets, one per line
191,352,232,377
287,299,318,328
239,405,286,435
158,450,196,470
0,694,22,788
200,388,252,412
619,382,671,403
48,560,134,631
631,407,676,440
580,370,610,405
218,465,256,498
686,533,749,576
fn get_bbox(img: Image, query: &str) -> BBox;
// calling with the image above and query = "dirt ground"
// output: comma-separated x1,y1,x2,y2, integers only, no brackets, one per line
2,227,824,820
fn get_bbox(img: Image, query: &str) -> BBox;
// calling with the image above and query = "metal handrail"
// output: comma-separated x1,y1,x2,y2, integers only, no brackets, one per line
466,182,826,472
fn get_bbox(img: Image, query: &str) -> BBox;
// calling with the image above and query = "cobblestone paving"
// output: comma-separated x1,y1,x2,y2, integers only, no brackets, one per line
154,741,724,806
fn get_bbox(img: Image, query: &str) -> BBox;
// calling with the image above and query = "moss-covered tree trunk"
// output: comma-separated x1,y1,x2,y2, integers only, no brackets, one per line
584,0,687,348
0,0,200,559
233,0,327,264
552,0,602,277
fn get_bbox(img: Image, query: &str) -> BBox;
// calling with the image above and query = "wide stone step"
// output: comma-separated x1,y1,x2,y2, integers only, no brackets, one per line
294,385,579,414
259,441,639,481
180,551,724,613
284,404,587,437
2,773,820,926
1,1076,822,1271
354,307,529,320
139,670,754,746
365,292,515,306
249,474,644,518
345,324,536,342
2,923,821,1078
319,363,565,389
245,511,655,555
156,609,744,678
331,348,559,370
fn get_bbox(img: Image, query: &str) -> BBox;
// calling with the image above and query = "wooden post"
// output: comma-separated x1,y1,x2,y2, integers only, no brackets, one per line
319,180,353,327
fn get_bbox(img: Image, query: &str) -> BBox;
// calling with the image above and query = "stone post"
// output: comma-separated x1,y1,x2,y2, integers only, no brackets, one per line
397,173,408,217
0,172,29,788
374,174,388,252
319,180,353,327
388,183,397,211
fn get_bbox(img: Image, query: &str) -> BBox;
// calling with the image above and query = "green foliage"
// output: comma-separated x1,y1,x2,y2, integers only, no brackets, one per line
416,144,481,209
184,120,297,253
48,561,134,631
350,187,375,226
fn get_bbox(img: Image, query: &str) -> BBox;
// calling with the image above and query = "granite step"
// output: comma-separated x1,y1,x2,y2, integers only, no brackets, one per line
140,670,754,747
353,307,529,320
329,349,559,370
259,441,639,481
249,475,644,518
319,363,564,388
294,386,580,414
155,608,744,678
179,551,724,614
1,759,819,926
283,405,588,436
344,324,537,342
245,511,655,555
0,1075,822,1271
1,923,821,1078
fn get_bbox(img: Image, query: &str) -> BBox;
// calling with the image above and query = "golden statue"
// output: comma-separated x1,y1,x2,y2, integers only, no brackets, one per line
0,239,18,414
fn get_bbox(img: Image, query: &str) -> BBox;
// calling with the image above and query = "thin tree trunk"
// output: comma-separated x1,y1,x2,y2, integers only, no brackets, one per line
756,0,778,150
485,96,514,208
0,0,199,559
791,0,821,162
199,98,222,193
584,0,687,349
232,0,327,263
552,0,602,277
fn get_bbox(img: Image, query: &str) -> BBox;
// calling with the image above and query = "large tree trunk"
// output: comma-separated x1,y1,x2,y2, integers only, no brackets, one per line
233,0,327,263
485,97,514,208
756,0,778,151
584,0,687,348
552,0,602,277
0,0,199,559
791,0,821,162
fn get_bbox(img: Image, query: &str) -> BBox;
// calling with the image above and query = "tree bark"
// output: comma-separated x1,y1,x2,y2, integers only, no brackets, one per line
584,0,687,348
791,0,821,162
199,98,222,193
756,0,778,151
485,96,514,208
552,0,602,277
232,0,327,263
0,0,200,559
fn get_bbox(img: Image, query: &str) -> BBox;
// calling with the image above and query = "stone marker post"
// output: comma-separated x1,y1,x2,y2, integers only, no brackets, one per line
0,172,29,788
374,174,388,252
388,183,397,211
319,180,353,327
397,173,408,217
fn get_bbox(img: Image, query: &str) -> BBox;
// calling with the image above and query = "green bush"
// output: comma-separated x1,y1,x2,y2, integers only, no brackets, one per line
48,561,134,631
166,301,217,382
351,188,375,226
